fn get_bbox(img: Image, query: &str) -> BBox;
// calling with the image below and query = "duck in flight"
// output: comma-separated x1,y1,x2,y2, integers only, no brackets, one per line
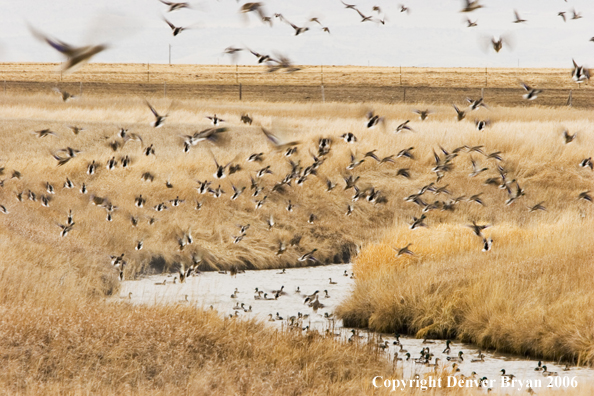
298,249,318,263
145,100,168,127
159,0,191,12
460,0,483,13
393,243,414,256
521,82,542,100
29,25,107,72
513,10,526,23
53,87,76,102
279,15,309,36
164,18,194,36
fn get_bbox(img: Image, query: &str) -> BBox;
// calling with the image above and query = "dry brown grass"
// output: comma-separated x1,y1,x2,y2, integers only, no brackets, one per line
333,102,594,366
1,93,592,277
1,77,594,393
339,216,594,360
2,63,592,107
0,293,395,395
0,63,591,90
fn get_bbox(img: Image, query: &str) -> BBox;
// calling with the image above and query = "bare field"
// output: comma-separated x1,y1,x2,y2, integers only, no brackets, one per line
0,63,590,88
0,63,592,107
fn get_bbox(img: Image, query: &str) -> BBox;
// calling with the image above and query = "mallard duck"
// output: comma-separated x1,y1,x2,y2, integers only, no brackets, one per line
447,351,464,363
409,214,427,230
580,157,593,170
393,243,414,256
145,100,168,127
442,340,452,354
298,249,318,263
521,82,542,100
58,222,74,237
542,366,558,376
482,237,493,252
397,146,415,159
340,132,357,143
571,59,590,84
453,104,466,121
395,120,413,133
135,195,145,208
471,354,485,363
303,290,319,304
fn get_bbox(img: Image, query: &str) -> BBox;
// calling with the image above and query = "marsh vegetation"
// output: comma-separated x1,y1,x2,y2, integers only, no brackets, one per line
0,68,593,394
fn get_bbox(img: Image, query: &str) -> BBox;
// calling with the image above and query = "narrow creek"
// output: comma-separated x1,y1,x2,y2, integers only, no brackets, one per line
119,263,594,391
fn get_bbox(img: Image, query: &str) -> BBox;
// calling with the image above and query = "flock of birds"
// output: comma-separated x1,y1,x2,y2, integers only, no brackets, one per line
121,260,579,390
19,0,593,76
1,83,593,283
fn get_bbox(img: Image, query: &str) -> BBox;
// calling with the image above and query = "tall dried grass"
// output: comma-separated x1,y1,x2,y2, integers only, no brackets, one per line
1,93,592,279
0,298,396,395
1,88,594,393
334,98,594,364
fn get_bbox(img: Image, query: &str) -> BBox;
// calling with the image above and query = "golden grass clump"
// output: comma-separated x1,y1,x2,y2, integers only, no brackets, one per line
339,214,594,364
0,300,399,395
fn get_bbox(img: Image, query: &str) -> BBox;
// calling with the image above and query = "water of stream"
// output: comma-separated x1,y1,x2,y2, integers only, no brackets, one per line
119,263,594,392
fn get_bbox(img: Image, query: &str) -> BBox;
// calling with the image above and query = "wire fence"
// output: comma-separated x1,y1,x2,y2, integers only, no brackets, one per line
0,63,591,107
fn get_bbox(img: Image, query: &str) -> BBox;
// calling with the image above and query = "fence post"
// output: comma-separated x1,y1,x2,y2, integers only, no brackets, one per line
164,82,167,98
321,85,325,103
239,83,242,100
403,88,406,103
